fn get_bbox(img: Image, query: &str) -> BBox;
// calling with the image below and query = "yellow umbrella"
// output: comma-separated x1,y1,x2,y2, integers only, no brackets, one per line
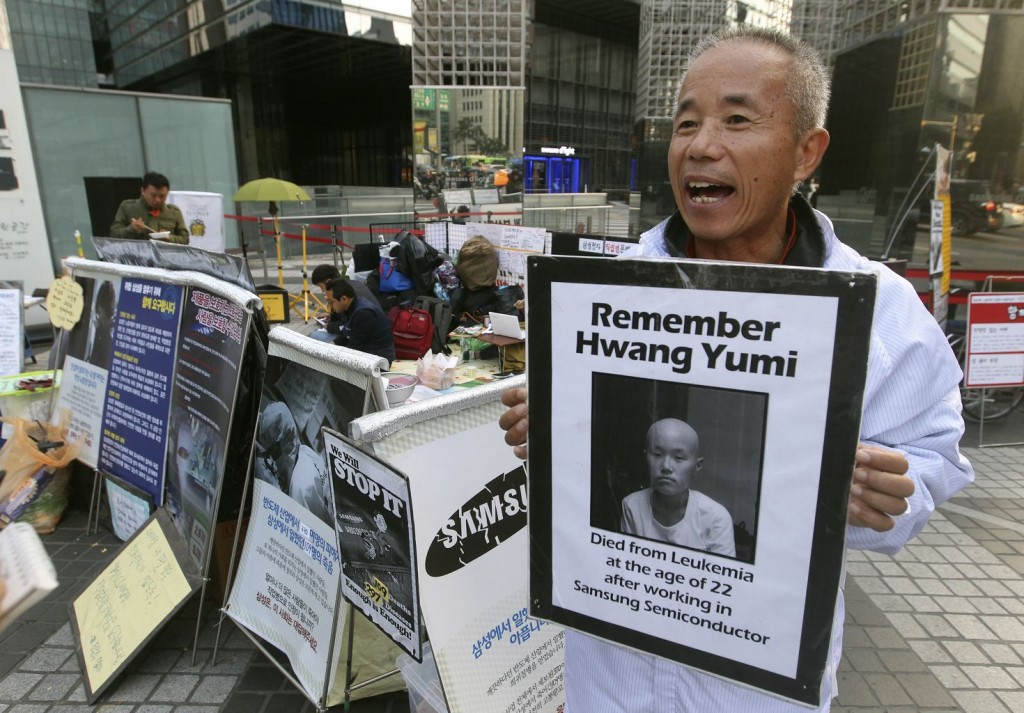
233,178,311,290
232,177,311,204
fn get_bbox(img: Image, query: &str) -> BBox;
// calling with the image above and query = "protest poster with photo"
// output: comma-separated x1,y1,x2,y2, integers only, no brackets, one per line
360,391,565,713
54,271,122,467
526,255,876,706
165,286,250,566
224,330,389,706
97,277,182,505
322,429,420,659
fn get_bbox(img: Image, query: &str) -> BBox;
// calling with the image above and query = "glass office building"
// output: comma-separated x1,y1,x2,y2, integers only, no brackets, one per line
6,0,99,87
95,0,415,186
824,11,1024,256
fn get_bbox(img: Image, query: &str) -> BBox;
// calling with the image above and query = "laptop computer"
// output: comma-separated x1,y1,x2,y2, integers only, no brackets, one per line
488,311,525,340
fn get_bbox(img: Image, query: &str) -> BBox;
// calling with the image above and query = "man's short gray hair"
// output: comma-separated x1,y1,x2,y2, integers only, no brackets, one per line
683,26,830,138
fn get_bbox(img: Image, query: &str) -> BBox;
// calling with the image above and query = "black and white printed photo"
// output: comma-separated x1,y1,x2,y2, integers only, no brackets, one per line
590,373,764,564
254,357,368,526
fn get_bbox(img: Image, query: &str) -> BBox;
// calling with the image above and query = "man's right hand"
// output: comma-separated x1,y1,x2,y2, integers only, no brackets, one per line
498,387,529,460
130,218,148,232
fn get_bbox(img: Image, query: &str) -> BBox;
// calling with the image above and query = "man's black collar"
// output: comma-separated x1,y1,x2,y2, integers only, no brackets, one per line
658,194,825,268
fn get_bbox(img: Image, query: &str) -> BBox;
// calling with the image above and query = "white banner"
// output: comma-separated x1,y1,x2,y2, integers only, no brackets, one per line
168,191,225,252
0,40,57,325
225,479,343,702
386,419,565,713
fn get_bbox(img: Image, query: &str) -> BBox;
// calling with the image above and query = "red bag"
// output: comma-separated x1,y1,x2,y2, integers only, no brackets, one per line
391,307,433,360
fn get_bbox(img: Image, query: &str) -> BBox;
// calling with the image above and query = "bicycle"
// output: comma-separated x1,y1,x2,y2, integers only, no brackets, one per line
946,319,1024,421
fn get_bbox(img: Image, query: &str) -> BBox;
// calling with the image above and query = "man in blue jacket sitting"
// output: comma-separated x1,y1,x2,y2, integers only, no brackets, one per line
325,278,395,364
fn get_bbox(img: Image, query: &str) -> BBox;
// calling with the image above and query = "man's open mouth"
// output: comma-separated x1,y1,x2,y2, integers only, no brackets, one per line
687,181,734,204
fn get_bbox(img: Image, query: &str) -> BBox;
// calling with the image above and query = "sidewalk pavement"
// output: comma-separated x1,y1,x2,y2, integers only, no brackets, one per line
4,350,1024,712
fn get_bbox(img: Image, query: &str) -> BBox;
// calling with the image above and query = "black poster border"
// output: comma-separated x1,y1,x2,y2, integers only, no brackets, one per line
322,427,423,662
526,255,876,706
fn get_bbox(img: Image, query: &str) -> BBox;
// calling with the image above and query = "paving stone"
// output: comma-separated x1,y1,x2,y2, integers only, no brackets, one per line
864,626,909,650
943,640,989,664
932,563,966,579
861,673,912,706
263,691,315,713
44,625,74,648
221,692,266,713
840,626,872,649
0,674,43,700
913,613,961,637
996,691,1024,711
130,648,181,674
236,663,287,693
951,689,1012,713
843,648,886,673
26,673,78,701
868,594,910,612
997,597,1024,615
916,578,953,596
189,675,238,704
931,665,974,688
901,594,942,613
909,639,953,663
19,648,73,673
854,576,888,594
5,705,50,713
902,672,959,707
135,707,174,713
983,643,1024,663
65,683,86,702
103,673,161,702
876,649,928,672
962,665,1018,689
45,705,95,713
934,595,981,613
902,562,937,579
206,649,254,675
151,674,199,702
983,615,1024,641
884,612,927,639
946,614,998,640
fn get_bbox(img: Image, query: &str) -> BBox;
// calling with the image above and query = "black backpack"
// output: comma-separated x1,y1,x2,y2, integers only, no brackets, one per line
413,295,454,355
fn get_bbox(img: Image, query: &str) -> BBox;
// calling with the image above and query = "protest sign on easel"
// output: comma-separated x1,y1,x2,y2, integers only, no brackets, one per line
525,255,876,707
70,509,203,702
323,429,421,660
57,258,261,671
348,382,565,713
223,328,399,709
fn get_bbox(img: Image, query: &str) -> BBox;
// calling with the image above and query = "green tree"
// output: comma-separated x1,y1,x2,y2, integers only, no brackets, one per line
452,118,478,154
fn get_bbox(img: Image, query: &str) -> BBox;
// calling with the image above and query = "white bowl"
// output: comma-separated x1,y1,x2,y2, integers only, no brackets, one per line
383,373,418,405
150,231,171,240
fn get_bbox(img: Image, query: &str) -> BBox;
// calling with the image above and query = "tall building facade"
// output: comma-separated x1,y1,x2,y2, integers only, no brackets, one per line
823,7,1024,255
6,0,99,87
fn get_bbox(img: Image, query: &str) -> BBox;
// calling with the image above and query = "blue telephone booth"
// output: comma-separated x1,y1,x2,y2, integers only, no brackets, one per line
524,155,586,193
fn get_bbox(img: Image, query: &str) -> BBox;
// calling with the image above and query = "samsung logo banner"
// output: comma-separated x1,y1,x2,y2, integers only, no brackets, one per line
425,466,528,577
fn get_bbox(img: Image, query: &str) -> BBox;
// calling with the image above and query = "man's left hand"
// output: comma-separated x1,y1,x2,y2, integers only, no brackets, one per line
849,444,914,531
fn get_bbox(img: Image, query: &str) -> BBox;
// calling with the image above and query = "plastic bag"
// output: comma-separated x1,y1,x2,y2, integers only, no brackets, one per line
0,417,79,532
416,352,459,390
